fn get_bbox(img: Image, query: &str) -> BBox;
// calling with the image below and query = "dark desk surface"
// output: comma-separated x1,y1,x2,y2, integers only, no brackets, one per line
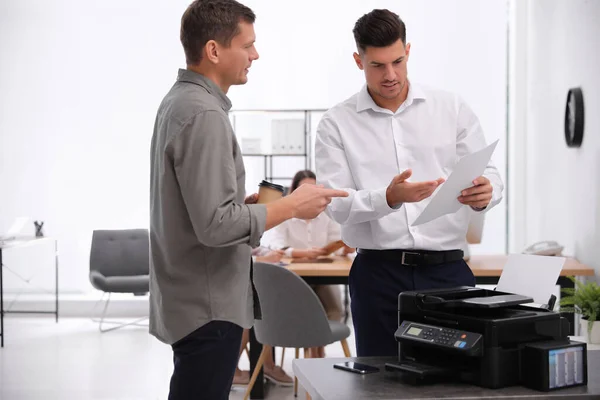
293,352,600,400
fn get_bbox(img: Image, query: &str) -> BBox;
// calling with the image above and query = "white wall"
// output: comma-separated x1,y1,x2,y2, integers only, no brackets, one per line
511,0,600,275
0,0,190,293
0,0,507,294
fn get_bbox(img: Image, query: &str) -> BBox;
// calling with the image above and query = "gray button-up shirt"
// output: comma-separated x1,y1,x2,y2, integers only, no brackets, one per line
149,69,267,345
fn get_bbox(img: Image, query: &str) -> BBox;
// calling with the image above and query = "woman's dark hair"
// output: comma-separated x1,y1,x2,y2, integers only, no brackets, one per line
290,170,316,193
180,0,256,65
353,9,406,53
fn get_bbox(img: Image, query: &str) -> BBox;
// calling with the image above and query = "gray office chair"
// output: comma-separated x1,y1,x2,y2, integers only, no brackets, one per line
89,229,149,333
244,262,352,399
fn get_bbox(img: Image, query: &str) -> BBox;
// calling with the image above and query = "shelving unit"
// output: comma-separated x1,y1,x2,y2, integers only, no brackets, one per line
229,109,327,184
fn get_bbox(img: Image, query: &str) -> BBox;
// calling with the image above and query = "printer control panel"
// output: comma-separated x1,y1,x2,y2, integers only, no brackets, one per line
398,320,482,350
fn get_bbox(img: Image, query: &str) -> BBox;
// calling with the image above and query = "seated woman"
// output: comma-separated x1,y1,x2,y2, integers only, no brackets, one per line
233,246,294,387
267,170,354,357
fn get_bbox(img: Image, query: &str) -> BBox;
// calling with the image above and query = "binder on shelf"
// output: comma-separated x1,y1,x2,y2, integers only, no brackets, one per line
271,119,305,155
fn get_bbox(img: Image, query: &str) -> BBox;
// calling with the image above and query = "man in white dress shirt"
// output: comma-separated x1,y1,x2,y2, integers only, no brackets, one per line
315,9,504,357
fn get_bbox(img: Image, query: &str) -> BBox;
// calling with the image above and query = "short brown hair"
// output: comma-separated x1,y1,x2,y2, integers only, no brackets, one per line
180,0,256,65
353,9,406,53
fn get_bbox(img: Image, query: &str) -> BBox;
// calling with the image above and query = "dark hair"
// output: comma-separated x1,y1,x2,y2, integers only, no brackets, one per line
180,0,256,65
353,9,406,53
290,170,316,193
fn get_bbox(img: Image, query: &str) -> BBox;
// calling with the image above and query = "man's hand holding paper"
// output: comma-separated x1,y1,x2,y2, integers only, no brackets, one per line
458,176,493,210
411,140,499,226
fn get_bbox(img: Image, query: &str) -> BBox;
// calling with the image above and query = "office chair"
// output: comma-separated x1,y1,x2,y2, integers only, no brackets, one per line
89,229,149,333
244,262,351,399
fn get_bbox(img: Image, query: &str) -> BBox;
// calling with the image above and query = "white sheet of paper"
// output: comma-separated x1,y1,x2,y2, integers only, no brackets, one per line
411,140,499,227
496,254,565,305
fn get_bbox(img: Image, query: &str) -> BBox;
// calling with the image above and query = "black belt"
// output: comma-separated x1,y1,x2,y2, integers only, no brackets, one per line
356,248,464,266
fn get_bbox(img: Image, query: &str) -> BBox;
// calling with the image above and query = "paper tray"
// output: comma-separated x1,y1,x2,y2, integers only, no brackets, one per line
452,294,533,308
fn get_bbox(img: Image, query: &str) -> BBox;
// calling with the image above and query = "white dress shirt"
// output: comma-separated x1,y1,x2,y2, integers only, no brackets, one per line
267,212,342,257
315,82,504,251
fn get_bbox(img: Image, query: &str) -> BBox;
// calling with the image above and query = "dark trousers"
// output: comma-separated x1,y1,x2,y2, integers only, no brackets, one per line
169,320,243,400
349,252,475,357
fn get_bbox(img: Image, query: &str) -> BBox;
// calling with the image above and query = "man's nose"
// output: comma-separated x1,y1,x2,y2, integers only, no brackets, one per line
383,64,396,81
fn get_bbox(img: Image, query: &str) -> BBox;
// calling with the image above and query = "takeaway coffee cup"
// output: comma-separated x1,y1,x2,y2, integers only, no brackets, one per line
257,180,285,204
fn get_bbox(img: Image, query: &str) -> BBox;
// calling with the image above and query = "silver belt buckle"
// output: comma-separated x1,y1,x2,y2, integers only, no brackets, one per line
401,251,419,266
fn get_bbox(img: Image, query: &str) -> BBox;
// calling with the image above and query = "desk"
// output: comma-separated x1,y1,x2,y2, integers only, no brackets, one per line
293,351,600,399
0,238,59,347
287,254,594,282
248,255,594,399
288,255,595,336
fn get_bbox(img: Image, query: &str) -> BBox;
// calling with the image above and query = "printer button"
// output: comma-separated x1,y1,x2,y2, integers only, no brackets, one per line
460,334,467,339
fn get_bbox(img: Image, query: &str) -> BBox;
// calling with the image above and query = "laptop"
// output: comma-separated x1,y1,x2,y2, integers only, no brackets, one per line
0,217,29,242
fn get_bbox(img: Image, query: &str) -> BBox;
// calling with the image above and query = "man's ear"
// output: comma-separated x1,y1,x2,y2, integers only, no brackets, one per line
353,52,363,70
405,42,411,61
205,40,219,64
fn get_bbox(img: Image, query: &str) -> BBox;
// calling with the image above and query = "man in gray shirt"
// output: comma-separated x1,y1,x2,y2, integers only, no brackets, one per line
149,1,348,399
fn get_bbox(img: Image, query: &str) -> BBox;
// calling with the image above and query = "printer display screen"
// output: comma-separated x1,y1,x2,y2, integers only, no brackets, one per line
548,346,585,388
407,327,422,336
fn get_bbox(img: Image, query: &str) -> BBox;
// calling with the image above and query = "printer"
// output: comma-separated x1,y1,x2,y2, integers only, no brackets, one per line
385,287,588,391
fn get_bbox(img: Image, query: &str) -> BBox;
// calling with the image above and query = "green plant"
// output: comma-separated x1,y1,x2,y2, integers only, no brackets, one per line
560,276,600,336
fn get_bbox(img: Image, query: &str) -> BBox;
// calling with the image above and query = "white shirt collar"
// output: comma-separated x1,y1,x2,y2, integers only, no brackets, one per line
356,81,427,113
